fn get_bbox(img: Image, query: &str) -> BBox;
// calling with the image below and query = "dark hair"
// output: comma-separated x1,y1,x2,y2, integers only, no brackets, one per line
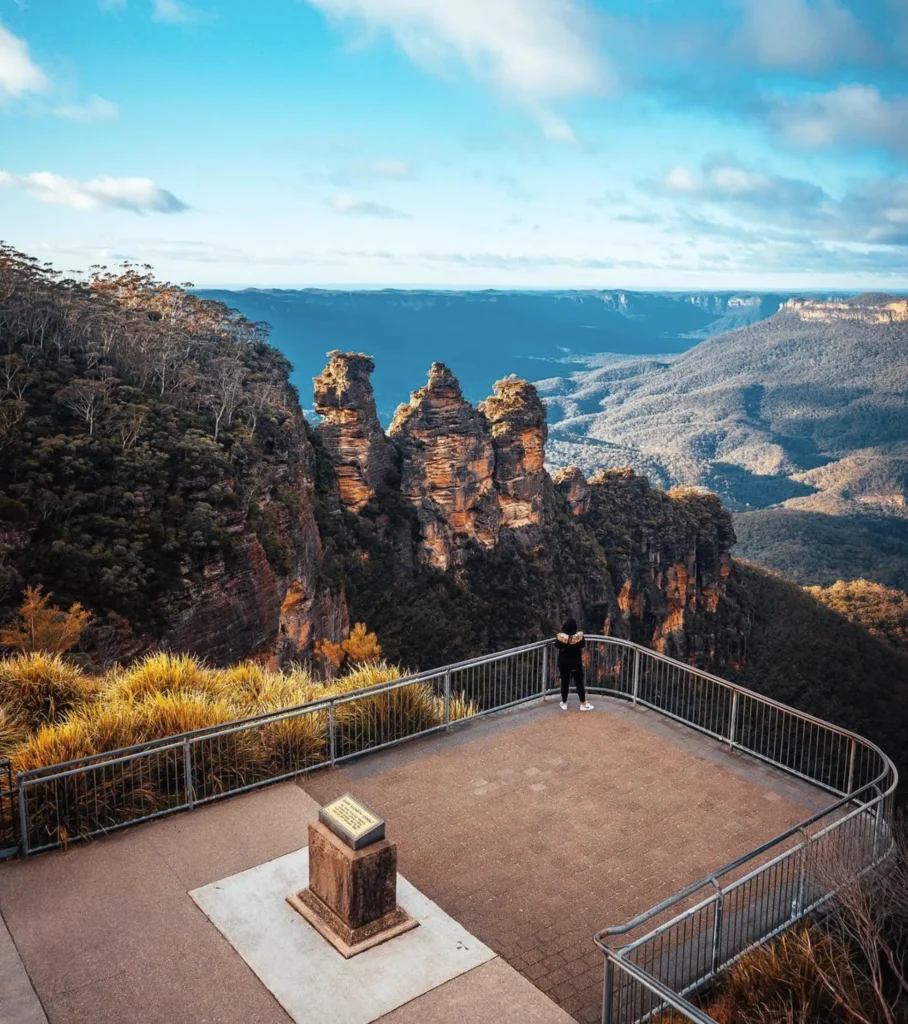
561,617,578,634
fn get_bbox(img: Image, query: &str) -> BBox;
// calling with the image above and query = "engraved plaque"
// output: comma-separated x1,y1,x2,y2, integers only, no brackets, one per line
319,793,386,850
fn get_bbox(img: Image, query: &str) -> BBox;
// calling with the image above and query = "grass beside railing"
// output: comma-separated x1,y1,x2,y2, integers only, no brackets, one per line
0,652,479,851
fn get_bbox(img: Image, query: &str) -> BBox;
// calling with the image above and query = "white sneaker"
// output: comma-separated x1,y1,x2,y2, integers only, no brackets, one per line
579,702,594,711
559,701,568,710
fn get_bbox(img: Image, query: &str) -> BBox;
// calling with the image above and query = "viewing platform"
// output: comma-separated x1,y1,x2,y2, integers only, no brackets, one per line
0,690,849,1024
0,637,895,1024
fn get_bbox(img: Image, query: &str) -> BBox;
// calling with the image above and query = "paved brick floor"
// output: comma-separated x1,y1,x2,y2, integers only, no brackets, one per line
303,700,822,1024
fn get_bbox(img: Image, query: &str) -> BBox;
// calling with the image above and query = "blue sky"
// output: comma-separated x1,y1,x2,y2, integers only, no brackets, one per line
1,0,907,288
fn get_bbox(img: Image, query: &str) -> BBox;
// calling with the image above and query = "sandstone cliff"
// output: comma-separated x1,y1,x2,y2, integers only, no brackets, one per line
784,296,908,324
313,352,740,669
313,352,396,512
389,363,501,570
480,375,547,545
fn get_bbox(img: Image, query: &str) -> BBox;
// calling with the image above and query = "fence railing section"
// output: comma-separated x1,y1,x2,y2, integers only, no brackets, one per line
9,640,552,856
586,637,898,1024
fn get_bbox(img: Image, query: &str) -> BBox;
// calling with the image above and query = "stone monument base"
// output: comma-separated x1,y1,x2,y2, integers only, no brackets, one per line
287,888,417,958
287,818,418,958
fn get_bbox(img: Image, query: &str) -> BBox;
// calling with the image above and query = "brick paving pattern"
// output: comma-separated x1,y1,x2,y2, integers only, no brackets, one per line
304,704,812,1024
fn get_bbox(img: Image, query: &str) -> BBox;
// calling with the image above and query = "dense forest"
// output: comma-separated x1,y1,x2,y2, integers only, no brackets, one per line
0,243,312,656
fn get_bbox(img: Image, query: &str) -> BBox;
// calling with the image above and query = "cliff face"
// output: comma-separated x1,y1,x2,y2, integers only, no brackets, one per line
389,363,501,570
480,375,547,544
314,353,741,670
553,466,591,517
313,351,396,512
785,297,908,324
161,414,348,667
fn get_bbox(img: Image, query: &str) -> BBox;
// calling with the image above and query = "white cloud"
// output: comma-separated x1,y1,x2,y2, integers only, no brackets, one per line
0,171,189,213
0,23,49,98
664,167,697,192
327,191,408,217
661,160,828,208
371,158,411,177
55,95,120,122
152,0,196,23
737,0,874,72
764,84,908,153
305,0,610,139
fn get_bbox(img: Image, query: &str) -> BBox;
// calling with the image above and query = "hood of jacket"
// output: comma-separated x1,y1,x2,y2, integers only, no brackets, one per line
556,632,584,644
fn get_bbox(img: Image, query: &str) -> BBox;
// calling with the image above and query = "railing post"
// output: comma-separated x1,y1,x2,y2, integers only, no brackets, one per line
727,691,739,750
540,645,549,702
846,738,856,795
795,831,809,917
183,738,194,810
17,781,28,859
444,670,452,730
329,701,337,766
631,647,640,705
710,888,725,975
601,956,614,1024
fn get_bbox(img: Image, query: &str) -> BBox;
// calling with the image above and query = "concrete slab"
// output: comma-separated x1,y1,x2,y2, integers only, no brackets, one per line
0,909,47,1024
377,958,575,1024
190,848,496,1024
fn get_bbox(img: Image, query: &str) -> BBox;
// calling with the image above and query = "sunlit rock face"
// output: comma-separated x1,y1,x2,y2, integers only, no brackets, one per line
389,362,500,570
314,351,395,512
784,297,908,324
480,376,547,542
552,465,591,517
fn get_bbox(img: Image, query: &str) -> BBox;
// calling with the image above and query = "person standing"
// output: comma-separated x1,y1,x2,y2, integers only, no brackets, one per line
555,618,593,711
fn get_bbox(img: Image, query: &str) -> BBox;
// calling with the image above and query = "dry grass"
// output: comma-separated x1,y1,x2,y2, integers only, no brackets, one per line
657,925,867,1024
105,652,228,702
0,653,97,731
1,651,479,845
0,706,27,759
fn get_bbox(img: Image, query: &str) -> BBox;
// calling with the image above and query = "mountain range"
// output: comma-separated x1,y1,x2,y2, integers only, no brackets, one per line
196,288,797,423
539,294,908,589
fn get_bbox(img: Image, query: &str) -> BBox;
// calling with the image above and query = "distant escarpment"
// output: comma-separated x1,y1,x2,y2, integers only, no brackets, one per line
312,350,741,669
784,295,908,324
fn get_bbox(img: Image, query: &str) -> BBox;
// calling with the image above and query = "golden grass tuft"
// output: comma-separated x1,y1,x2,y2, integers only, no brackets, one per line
104,652,226,703
0,652,97,731
0,706,28,759
219,661,321,714
11,717,97,774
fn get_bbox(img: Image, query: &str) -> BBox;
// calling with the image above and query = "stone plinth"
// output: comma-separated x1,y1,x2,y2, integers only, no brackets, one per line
288,820,417,958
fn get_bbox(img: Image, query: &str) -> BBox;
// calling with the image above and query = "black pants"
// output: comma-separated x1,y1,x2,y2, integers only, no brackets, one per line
559,665,586,703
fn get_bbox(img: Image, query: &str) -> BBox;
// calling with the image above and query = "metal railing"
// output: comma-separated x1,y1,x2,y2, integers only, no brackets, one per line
0,635,897,1024
8,639,551,856
583,636,898,1024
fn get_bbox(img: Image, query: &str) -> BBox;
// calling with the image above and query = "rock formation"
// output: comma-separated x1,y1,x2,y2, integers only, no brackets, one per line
389,363,500,570
553,466,591,517
785,296,908,324
314,352,395,512
480,375,547,542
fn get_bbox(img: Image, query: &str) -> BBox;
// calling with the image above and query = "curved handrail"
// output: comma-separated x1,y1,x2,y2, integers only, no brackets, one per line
583,634,897,968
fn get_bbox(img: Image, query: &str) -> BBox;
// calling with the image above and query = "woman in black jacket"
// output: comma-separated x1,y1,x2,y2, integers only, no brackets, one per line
554,617,593,711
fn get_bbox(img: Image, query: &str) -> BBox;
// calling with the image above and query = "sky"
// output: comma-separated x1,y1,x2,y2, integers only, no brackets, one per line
1,0,907,289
